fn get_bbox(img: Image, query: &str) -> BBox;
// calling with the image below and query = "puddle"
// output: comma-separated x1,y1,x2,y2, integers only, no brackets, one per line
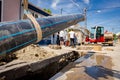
50,54,120,80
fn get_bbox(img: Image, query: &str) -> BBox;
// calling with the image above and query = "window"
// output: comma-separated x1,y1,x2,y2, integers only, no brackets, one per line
96,27,104,39
90,27,96,38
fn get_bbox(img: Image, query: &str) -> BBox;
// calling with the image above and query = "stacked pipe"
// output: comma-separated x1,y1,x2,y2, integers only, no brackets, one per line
0,14,85,55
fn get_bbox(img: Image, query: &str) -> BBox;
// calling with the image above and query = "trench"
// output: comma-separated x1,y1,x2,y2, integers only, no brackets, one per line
0,51,87,80
0,49,114,80
17,51,81,80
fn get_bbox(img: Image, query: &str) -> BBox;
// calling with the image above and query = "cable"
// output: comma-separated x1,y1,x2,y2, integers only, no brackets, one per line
70,0,82,12
57,8,70,14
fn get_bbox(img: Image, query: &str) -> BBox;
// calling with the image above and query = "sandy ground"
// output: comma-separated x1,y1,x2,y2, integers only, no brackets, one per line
13,43,120,63
9,44,79,63
14,44,57,62
1,42,120,80
0,44,82,66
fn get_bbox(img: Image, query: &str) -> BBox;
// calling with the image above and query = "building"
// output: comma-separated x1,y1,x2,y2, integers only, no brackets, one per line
0,0,21,22
0,0,51,22
72,27,88,45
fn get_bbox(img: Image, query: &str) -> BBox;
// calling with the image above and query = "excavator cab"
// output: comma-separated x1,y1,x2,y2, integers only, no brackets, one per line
89,26,104,43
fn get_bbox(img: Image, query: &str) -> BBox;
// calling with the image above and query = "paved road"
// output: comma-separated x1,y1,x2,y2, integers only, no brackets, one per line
50,43,120,80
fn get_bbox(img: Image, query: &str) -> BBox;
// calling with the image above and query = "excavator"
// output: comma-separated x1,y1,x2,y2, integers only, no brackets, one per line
86,26,113,46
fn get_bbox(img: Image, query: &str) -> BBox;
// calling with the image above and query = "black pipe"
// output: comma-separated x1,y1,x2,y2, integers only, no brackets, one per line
0,14,85,55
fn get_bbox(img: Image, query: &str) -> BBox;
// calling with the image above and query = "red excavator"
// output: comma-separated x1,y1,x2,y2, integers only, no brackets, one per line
85,26,113,46
86,26,104,43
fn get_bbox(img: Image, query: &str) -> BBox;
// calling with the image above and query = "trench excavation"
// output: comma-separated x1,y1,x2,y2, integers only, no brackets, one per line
0,49,90,80
0,44,103,80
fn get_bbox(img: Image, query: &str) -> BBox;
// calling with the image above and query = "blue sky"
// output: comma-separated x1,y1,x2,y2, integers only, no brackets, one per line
29,0,120,33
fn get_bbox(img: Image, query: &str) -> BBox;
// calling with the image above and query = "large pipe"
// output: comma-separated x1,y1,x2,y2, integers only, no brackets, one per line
0,14,85,55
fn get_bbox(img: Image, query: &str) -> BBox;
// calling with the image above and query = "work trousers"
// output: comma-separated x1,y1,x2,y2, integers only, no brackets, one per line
70,38,75,47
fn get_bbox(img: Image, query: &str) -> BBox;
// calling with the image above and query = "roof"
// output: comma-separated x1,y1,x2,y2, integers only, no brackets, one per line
72,27,87,35
28,3,52,16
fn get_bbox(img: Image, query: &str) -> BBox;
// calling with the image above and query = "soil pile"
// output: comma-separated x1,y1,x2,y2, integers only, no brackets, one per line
48,45,62,50
15,44,57,62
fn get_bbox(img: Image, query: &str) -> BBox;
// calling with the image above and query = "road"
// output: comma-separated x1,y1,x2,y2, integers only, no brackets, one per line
50,43,120,80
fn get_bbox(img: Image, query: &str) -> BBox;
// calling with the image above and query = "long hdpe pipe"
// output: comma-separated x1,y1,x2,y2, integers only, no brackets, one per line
0,14,85,55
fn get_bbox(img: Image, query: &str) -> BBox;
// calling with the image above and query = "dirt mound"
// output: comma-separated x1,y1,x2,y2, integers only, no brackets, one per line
48,45,62,50
76,46,93,50
15,44,57,62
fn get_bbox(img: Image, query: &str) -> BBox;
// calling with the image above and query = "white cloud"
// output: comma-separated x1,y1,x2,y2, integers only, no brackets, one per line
97,10,101,13
83,0,90,4
51,0,60,9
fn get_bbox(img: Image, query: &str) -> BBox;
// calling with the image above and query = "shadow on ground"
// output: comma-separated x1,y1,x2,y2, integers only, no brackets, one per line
84,65,120,80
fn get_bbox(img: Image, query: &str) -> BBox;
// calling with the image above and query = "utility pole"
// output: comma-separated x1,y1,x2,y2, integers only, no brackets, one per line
61,8,63,15
83,8,87,28
112,27,114,33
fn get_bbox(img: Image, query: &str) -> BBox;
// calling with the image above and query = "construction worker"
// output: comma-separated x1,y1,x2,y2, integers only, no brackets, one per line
59,30,65,45
56,32,60,45
69,29,75,47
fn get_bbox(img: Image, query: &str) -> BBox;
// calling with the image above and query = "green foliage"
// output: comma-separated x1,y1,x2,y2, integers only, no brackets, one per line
43,8,52,14
113,34,118,40
68,29,72,32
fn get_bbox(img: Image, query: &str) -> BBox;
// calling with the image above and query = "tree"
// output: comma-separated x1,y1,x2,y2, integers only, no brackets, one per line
113,34,117,40
43,8,52,14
